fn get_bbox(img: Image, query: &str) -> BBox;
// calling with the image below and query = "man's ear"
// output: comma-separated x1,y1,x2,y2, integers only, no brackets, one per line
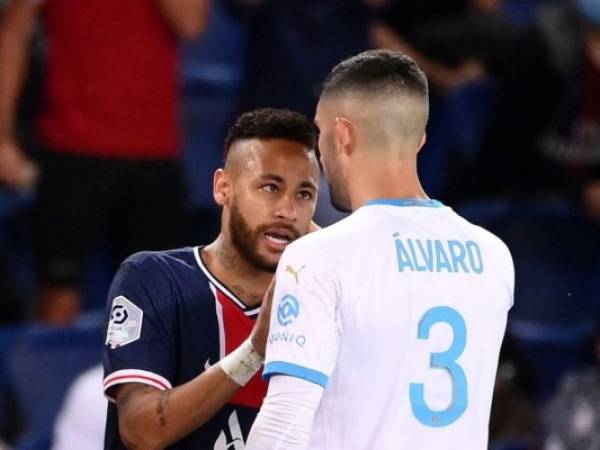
334,117,355,157
213,169,231,206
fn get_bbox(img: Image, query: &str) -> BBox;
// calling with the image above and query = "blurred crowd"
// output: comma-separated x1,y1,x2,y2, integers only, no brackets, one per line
0,0,599,449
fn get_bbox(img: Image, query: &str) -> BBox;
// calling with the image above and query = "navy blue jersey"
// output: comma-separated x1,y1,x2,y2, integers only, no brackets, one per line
102,247,266,449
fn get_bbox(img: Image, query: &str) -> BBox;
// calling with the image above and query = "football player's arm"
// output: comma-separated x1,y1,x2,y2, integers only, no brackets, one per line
110,277,274,450
246,375,323,449
111,367,241,450
154,0,210,40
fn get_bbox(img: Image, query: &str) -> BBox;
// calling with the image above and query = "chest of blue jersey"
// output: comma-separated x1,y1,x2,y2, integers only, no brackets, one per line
104,247,266,449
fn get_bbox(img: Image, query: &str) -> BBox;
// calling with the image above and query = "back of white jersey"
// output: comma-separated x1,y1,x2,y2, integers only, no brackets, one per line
264,199,514,450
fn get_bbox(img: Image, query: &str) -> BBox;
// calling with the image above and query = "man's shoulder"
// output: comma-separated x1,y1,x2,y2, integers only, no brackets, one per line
114,246,213,305
279,215,370,278
290,213,365,251
123,246,198,271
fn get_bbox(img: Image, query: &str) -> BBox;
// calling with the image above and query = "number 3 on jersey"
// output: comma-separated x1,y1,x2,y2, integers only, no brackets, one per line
409,306,468,427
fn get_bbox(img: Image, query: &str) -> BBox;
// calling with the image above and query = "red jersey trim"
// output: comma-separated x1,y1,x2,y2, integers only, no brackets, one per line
193,246,261,317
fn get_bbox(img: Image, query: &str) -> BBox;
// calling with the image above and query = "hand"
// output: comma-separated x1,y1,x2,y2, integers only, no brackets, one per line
250,277,275,358
0,137,38,190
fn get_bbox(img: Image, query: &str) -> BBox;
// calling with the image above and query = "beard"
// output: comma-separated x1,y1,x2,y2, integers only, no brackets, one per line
229,199,300,273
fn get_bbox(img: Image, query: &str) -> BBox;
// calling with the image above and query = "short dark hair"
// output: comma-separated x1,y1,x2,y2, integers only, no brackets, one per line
322,49,428,99
224,108,317,162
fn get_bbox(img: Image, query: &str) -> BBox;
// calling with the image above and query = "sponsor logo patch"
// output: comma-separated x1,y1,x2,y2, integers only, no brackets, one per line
277,294,300,326
106,296,143,349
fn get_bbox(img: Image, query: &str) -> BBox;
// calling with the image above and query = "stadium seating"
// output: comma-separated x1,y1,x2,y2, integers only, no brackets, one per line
459,199,600,402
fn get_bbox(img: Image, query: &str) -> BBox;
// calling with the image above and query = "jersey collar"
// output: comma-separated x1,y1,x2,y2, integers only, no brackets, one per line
364,198,444,208
193,246,261,317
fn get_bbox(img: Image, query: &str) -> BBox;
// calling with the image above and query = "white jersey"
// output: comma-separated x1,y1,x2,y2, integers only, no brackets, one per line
264,199,514,450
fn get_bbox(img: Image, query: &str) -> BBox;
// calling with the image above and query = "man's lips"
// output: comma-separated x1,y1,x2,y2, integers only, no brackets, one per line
262,226,299,251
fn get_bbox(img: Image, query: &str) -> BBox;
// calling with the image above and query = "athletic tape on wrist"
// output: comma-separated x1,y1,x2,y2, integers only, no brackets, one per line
219,338,264,386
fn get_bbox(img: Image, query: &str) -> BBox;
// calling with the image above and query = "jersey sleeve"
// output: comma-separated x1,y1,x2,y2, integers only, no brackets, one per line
263,240,340,388
102,255,175,401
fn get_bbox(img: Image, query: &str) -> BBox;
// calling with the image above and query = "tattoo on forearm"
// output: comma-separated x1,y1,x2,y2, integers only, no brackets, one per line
157,390,171,427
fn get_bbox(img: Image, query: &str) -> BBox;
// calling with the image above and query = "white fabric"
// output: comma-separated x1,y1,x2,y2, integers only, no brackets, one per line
256,203,514,450
52,365,107,450
246,375,323,450
219,338,264,386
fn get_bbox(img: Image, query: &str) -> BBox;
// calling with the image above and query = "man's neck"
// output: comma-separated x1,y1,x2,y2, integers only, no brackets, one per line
202,235,272,307
349,159,427,210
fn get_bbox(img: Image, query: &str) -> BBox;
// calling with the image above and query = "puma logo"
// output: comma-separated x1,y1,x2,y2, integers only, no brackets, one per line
285,265,306,284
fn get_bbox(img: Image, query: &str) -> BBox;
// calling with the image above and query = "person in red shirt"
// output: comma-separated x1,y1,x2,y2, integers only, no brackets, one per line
0,0,209,324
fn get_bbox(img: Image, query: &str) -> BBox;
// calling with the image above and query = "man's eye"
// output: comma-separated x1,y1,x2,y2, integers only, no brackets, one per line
262,184,278,193
298,191,313,200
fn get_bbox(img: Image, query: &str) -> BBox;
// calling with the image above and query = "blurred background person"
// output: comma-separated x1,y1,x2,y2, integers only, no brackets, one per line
371,0,517,199
371,0,515,93
472,0,600,219
0,0,209,325
51,364,105,450
543,321,600,450
489,337,540,450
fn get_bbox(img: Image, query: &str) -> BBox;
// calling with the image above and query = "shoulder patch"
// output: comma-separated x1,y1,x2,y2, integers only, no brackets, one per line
106,296,143,349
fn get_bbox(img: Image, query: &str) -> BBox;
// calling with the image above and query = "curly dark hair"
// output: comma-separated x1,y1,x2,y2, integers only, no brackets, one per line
224,108,317,162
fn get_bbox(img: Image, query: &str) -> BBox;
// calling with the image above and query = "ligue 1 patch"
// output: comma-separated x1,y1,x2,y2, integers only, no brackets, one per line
106,296,143,349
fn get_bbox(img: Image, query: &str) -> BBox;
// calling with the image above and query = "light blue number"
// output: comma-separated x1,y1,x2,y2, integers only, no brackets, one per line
409,306,468,427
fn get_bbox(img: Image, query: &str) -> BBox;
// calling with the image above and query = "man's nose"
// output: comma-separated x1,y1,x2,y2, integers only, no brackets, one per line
274,194,297,221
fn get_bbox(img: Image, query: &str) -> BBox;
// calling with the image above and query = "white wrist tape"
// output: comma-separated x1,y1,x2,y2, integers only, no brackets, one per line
220,338,264,386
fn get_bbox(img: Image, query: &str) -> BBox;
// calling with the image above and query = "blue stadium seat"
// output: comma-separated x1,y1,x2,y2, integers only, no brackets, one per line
459,199,600,402
5,321,104,450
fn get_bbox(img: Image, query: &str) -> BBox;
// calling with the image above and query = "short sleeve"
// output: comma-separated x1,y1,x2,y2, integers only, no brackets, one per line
263,241,340,388
102,255,175,401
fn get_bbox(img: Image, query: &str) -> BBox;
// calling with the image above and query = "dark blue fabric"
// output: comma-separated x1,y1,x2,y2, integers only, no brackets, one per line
103,247,259,450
